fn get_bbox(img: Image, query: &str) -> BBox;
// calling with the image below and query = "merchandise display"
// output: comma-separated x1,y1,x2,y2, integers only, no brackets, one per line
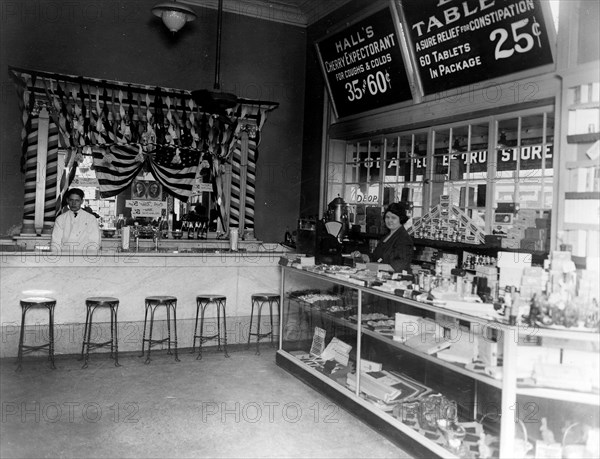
277,261,600,458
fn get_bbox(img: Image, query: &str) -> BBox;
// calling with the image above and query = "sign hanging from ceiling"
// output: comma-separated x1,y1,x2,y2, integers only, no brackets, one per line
315,7,413,118
398,0,555,95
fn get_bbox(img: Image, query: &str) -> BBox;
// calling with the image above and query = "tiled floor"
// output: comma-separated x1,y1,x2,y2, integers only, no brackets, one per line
0,346,412,458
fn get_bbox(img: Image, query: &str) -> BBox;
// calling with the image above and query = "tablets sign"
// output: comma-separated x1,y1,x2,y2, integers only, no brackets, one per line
316,7,413,118
400,0,554,94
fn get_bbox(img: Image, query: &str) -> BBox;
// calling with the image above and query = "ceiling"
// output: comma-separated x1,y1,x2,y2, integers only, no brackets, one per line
182,0,353,27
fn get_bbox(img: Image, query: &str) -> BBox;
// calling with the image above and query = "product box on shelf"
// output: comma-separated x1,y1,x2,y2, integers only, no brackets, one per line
535,217,551,229
520,239,546,252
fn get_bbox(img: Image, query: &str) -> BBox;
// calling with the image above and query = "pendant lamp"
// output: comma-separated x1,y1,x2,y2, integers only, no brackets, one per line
191,0,239,116
152,1,197,33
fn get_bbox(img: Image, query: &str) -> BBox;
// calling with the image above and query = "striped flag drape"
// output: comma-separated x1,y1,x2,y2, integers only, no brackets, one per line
10,67,278,233
91,145,144,198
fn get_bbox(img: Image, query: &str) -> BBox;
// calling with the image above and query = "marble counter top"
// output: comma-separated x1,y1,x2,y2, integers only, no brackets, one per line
1,249,289,267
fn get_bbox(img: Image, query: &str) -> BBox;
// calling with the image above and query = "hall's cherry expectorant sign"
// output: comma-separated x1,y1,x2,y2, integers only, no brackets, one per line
316,7,413,118
399,0,554,94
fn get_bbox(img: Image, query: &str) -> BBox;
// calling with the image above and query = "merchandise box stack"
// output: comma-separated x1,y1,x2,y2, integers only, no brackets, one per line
501,209,532,249
497,251,532,288
437,253,458,277
415,246,436,263
500,209,550,251
475,264,499,295
579,268,600,304
546,251,577,295
520,211,551,252
564,228,600,259
519,266,547,300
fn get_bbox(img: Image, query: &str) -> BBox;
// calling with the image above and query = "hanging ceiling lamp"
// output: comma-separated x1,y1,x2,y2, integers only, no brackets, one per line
152,1,197,33
191,0,239,117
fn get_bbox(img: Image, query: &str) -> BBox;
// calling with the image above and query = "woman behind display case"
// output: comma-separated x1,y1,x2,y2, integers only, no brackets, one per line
352,202,414,273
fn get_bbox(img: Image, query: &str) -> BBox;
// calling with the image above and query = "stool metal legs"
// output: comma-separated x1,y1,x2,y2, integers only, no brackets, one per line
247,297,280,356
140,298,179,364
16,302,56,372
192,297,229,360
80,299,120,369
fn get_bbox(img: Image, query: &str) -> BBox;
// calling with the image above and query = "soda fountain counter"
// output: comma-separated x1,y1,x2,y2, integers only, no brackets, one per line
0,239,293,358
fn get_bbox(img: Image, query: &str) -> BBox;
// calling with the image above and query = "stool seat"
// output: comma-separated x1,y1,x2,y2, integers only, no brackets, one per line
248,293,280,355
140,296,179,364
146,296,177,304
21,297,56,305
86,296,119,305
80,296,120,368
251,293,280,301
17,297,57,371
193,295,229,359
196,294,226,301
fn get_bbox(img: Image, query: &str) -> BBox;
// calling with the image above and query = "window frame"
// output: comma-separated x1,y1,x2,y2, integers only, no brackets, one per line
324,104,555,234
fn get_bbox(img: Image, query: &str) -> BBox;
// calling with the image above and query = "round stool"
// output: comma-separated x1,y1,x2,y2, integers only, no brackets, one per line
139,296,179,364
16,297,57,372
192,295,229,360
80,297,120,369
247,293,280,355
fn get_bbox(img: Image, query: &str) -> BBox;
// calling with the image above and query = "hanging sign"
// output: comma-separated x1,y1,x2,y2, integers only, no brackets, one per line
71,177,99,187
192,181,213,195
398,0,554,95
315,6,413,118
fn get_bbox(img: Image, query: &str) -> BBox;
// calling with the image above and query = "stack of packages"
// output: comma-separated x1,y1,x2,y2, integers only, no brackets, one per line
546,251,577,296
501,209,536,249
519,267,547,299
520,211,551,252
436,253,458,277
518,266,547,319
579,269,600,306
475,264,498,296
416,246,437,263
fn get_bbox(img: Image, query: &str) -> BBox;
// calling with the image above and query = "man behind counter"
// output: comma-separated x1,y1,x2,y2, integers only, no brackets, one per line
352,202,414,273
51,188,101,253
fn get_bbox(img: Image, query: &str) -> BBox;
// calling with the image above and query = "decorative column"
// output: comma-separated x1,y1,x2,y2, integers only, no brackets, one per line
34,107,49,235
20,100,59,235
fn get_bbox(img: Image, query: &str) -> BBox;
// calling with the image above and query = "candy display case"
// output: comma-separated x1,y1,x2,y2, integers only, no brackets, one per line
276,265,599,458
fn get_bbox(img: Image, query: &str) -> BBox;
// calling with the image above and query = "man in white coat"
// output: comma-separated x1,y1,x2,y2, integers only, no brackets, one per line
51,188,101,253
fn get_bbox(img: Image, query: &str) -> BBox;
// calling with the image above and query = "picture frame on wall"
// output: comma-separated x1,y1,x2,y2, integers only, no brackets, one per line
132,180,162,200
132,180,146,199
147,181,162,200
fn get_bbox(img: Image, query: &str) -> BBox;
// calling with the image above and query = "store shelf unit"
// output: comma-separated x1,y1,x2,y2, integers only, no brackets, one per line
411,238,548,269
276,266,600,459
556,63,600,265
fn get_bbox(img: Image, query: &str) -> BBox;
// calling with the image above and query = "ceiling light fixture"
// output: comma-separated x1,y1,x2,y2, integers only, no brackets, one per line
152,1,197,33
191,0,239,117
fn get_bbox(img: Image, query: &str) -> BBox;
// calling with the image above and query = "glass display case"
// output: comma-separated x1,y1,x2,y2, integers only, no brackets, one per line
276,265,599,458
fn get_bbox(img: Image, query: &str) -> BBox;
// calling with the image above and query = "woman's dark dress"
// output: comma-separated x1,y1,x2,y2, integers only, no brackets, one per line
371,225,414,273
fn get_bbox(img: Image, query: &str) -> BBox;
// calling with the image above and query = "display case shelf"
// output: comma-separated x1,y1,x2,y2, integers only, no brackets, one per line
278,266,599,459
521,325,600,342
516,387,600,405
290,298,505,389
565,191,600,200
566,160,599,169
566,132,600,143
412,238,548,259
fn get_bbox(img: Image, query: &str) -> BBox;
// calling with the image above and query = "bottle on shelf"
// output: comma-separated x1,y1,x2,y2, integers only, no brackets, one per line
284,227,292,245
116,214,125,236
